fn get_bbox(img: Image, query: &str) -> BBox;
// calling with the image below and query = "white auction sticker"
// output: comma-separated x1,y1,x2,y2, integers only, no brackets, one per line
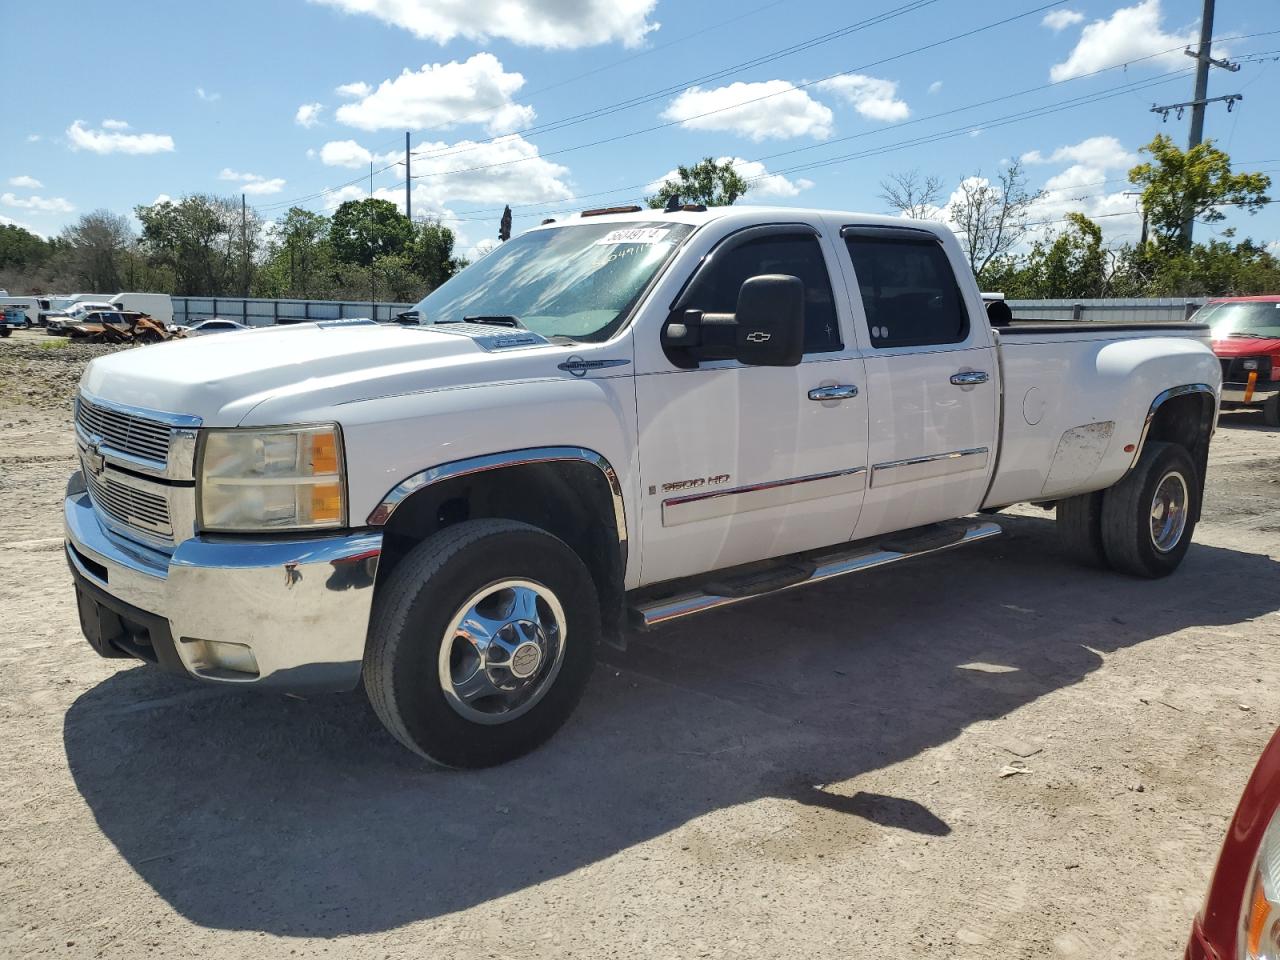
594,227,672,246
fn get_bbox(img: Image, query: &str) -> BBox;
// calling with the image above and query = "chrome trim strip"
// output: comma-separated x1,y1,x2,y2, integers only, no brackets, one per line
368,446,628,548
662,467,866,527
78,389,203,429
870,447,990,488
1127,383,1218,471
632,520,1002,628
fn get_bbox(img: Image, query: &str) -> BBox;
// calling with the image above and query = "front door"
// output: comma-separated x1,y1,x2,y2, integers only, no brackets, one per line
835,225,999,540
634,223,869,587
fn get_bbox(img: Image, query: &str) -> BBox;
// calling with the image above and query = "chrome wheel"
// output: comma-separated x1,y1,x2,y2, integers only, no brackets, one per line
438,579,567,725
1149,471,1189,553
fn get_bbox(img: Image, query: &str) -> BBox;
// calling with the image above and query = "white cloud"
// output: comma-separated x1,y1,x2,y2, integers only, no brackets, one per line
310,0,658,49
1021,135,1137,170
335,81,372,98
326,133,572,210
1050,0,1196,81
661,80,833,141
646,157,813,200
1042,9,1085,30
334,54,535,135
295,102,325,127
152,194,172,205
1,192,75,214
100,119,130,130
196,87,221,102
25,134,41,143
817,74,909,122
218,169,287,195
319,139,373,168
928,80,943,95
968,128,984,138
0,213,42,234
67,120,174,155
8,175,43,189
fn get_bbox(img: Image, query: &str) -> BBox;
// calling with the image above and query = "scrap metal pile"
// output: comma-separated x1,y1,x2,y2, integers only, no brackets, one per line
65,314,184,344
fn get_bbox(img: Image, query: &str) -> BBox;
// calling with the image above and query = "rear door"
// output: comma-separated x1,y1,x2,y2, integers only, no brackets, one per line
835,225,998,539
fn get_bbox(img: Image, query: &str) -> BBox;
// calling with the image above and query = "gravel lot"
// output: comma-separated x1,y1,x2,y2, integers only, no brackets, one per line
1,329,1278,959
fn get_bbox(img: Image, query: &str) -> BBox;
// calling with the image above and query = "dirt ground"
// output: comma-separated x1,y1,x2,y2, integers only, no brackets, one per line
1,328,1278,959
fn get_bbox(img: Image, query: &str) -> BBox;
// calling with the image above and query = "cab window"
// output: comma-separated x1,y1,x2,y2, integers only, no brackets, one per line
681,233,842,354
844,236,969,348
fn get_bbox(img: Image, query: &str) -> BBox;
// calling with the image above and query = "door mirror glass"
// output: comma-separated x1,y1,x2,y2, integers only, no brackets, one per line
734,274,804,367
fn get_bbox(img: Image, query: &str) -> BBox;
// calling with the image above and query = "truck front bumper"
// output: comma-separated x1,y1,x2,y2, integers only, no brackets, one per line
64,484,382,691
1221,379,1279,405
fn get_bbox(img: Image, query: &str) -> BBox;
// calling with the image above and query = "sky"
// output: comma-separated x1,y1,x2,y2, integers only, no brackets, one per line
2,0,1278,259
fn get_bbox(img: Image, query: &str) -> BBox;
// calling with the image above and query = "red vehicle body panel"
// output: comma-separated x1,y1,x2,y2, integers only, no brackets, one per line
1213,335,1280,359
1187,727,1280,959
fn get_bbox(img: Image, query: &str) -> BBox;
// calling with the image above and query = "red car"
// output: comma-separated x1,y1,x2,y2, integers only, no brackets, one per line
1195,296,1280,426
1187,727,1280,959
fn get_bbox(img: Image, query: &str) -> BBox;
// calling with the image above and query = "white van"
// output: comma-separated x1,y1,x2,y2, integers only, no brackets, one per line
0,296,40,327
110,292,173,325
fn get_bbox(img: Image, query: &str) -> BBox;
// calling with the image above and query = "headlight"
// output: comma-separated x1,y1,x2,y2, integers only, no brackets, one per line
1243,359,1260,371
198,424,346,532
1244,811,1280,959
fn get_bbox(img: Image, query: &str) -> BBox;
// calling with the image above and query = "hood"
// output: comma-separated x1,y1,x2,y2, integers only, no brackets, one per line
1211,333,1280,358
79,322,556,426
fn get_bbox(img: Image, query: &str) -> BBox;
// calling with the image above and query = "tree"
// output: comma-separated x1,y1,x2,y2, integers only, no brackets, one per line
947,160,1043,284
646,157,751,209
61,210,136,292
328,199,413,267
878,169,944,220
0,224,53,271
1022,213,1107,298
136,195,257,296
409,219,464,292
264,207,332,298
1129,135,1272,249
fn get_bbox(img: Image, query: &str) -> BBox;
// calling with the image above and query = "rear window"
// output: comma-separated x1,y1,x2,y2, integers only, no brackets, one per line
844,237,969,348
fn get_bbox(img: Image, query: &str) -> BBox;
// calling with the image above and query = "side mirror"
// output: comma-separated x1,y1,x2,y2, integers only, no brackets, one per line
733,274,804,367
661,274,806,368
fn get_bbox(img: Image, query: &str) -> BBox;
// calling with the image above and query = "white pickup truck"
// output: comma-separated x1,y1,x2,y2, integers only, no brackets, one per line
64,206,1221,767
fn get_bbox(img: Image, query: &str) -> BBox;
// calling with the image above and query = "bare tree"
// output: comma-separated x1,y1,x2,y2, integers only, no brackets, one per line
61,210,136,292
878,169,944,220
947,160,1043,281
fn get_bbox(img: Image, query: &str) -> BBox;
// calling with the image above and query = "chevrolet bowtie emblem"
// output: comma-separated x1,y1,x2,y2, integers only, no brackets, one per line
745,332,771,343
85,441,106,477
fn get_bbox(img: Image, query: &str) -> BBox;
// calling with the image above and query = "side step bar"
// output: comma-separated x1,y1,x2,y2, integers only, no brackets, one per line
629,520,1002,629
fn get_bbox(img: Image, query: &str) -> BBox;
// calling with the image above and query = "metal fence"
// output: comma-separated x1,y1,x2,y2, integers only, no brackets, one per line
174,296,1213,328
1006,297,1208,323
172,297,415,326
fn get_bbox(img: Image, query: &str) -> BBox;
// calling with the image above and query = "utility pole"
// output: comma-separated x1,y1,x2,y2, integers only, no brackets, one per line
1149,0,1241,249
240,193,249,297
404,130,411,222
369,161,376,315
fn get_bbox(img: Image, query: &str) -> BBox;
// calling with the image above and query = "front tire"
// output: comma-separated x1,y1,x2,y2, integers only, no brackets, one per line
1100,441,1199,578
363,519,599,768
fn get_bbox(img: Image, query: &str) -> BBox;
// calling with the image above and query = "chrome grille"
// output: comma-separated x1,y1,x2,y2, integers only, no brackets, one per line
84,468,174,539
76,395,173,465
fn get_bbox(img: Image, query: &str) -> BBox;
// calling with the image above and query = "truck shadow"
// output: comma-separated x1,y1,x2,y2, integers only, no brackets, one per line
63,513,1280,936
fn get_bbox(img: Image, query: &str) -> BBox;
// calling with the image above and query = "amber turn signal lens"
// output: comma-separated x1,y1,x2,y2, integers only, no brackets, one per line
309,431,340,475
310,482,343,524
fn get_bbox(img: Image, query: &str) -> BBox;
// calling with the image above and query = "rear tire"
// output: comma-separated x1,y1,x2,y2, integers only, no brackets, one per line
1264,395,1280,428
363,519,598,768
1056,491,1109,568
1100,441,1199,578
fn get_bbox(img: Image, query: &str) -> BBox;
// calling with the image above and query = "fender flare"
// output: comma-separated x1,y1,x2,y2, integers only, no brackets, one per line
1126,382,1218,473
366,446,628,557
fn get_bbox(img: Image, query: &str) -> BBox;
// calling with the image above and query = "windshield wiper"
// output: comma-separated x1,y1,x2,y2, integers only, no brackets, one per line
461,315,525,329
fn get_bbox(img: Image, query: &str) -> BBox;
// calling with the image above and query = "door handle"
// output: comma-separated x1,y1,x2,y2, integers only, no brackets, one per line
950,371,989,386
808,384,859,401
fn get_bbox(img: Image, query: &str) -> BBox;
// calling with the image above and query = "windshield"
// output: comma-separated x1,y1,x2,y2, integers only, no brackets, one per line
410,221,694,342
1198,301,1280,339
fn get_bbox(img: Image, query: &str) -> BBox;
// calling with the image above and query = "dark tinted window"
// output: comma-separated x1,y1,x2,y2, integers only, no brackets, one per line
845,237,969,348
682,233,841,354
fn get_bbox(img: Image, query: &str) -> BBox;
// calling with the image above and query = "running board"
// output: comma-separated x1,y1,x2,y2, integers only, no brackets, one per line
629,520,1002,629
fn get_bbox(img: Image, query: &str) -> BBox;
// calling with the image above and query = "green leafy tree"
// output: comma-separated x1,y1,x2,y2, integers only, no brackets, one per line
328,199,413,267
1129,135,1271,248
0,224,53,271
136,195,259,296
1016,213,1107,298
410,219,464,292
260,207,333,298
646,157,751,209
